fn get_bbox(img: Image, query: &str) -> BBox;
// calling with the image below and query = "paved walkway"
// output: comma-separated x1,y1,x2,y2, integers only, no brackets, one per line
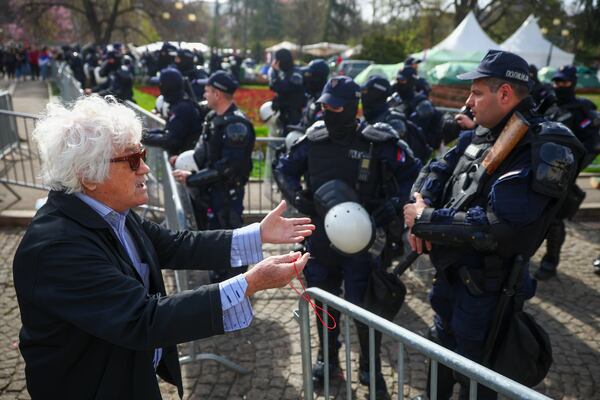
1,222,599,400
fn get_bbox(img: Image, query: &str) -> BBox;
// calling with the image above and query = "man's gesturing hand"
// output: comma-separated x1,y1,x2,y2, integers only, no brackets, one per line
260,200,315,244
244,252,310,297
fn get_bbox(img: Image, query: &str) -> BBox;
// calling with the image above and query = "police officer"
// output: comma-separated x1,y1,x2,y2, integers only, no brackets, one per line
403,50,583,399
142,68,204,156
528,64,553,106
172,71,255,283
174,49,208,101
299,58,330,128
404,56,431,96
273,76,421,400
361,75,432,163
86,50,134,102
390,66,444,150
268,49,306,134
533,65,600,280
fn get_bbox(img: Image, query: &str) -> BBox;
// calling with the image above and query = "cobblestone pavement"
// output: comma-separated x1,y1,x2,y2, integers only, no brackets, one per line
1,221,599,400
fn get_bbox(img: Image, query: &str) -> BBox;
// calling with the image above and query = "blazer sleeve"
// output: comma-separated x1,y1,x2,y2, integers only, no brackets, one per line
138,214,233,270
25,235,225,350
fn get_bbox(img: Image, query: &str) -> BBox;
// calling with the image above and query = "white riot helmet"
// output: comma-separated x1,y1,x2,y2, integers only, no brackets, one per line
314,179,375,256
174,150,198,171
259,101,276,123
324,202,374,255
155,95,170,119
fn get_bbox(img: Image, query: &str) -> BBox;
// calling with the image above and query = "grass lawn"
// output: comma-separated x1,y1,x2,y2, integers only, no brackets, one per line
581,93,600,109
133,88,156,112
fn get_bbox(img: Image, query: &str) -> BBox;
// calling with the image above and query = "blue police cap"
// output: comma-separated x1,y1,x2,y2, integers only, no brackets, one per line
552,65,577,82
198,71,239,94
396,66,417,81
317,76,361,108
457,50,530,87
404,57,421,66
361,75,390,95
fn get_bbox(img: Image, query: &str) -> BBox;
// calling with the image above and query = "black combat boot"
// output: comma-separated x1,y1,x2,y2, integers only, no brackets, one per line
312,349,343,387
535,219,565,280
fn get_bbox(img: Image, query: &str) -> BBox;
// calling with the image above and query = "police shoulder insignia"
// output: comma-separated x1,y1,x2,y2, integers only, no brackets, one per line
306,120,329,142
361,122,399,142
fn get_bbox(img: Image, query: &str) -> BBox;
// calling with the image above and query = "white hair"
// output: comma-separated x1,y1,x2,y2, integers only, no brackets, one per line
33,95,142,193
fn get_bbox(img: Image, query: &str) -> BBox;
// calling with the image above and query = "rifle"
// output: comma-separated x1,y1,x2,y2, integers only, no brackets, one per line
398,111,531,273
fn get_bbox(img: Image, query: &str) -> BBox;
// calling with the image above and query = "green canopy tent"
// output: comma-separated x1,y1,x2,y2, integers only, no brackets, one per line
426,61,480,85
353,63,403,85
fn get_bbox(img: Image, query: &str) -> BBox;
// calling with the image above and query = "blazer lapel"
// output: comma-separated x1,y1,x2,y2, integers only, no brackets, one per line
125,214,166,295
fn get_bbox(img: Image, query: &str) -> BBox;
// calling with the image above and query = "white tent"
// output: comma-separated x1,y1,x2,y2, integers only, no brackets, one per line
265,41,301,52
500,15,574,68
302,42,349,57
134,41,209,54
412,11,500,71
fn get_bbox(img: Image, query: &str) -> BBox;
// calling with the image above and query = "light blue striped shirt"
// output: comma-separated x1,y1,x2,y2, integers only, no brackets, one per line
74,193,262,368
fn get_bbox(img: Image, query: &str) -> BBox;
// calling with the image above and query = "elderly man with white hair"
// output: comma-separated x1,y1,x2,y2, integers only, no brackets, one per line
12,95,314,400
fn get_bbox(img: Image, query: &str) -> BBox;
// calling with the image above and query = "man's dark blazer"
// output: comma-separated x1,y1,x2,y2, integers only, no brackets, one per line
13,190,234,399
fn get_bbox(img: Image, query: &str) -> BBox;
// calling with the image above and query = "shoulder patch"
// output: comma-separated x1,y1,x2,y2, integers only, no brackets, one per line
306,120,329,141
360,122,399,142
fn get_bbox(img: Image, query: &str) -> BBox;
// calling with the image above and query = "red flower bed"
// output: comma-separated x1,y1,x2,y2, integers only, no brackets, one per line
138,85,160,97
234,87,275,126
137,85,274,126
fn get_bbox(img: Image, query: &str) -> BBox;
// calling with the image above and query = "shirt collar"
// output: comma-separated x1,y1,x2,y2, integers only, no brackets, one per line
74,192,129,232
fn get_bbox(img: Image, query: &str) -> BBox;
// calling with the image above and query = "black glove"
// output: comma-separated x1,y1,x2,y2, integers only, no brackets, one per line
294,190,315,216
372,199,398,227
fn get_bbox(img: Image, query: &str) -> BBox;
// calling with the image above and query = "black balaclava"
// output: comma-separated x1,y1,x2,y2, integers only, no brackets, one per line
324,100,358,142
274,48,294,73
554,81,576,104
396,79,415,100
361,89,388,123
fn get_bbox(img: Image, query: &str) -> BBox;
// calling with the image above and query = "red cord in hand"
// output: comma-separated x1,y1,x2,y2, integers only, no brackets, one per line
289,261,337,330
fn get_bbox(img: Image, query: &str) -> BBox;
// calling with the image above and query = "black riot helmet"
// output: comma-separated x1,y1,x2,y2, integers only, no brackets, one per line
159,67,184,104
301,58,330,97
175,49,195,73
274,48,294,72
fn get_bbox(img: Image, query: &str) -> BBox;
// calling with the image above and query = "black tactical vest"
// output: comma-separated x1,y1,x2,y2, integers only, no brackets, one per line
307,133,383,212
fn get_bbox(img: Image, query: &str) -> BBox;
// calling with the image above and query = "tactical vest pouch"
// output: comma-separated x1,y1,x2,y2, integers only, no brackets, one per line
490,311,553,387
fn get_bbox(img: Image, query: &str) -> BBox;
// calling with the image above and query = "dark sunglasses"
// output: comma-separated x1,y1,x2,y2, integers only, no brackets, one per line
110,148,147,171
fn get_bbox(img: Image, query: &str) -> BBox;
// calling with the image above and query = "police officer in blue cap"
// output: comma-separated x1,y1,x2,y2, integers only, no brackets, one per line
142,68,204,156
299,58,330,128
172,71,255,283
389,66,445,150
533,65,600,280
274,76,421,399
404,50,584,399
268,49,306,135
361,74,431,163
404,56,431,96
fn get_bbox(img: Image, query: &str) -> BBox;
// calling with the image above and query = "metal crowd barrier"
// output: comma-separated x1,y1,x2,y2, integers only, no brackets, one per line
0,94,45,206
0,91,20,159
297,288,550,400
50,61,84,103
